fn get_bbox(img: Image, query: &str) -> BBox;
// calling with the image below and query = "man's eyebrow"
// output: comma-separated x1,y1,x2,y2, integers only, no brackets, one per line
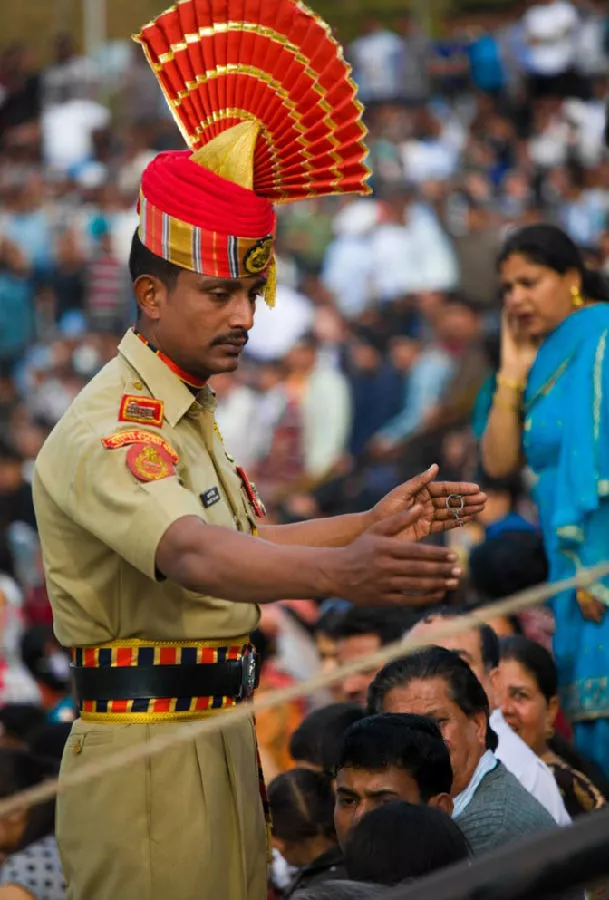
335,786,358,796
250,275,268,291
365,788,398,798
424,709,447,719
197,276,267,292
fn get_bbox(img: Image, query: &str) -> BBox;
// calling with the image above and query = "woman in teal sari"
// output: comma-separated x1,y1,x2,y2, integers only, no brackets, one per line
480,224,609,774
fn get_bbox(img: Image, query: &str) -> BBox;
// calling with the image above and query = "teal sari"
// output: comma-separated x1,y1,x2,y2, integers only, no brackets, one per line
480,305,609,772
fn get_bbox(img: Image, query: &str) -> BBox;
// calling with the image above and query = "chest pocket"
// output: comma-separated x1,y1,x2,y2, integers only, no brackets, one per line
177,417,259,532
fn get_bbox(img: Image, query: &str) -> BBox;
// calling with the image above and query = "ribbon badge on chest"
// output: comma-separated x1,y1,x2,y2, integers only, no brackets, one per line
236,467,266,519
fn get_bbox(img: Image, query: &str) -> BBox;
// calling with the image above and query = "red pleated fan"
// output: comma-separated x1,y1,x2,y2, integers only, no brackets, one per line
134,0,371,202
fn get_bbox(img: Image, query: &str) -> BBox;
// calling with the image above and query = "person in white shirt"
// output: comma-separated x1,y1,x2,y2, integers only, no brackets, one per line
349,19,404,103
407,611,571,825
368,191,459,301
523,0,584,98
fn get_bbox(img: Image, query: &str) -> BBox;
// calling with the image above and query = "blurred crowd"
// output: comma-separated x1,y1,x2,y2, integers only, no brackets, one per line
1,1,609,899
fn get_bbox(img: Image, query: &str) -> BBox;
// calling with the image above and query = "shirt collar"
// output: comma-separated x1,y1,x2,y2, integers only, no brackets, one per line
117,329,217,427
452,750,498,818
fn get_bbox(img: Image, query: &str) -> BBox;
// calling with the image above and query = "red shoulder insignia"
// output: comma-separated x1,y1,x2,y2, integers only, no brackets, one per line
118,394,164,428
101,430,179,463
126,442,176,482
236,467,266,519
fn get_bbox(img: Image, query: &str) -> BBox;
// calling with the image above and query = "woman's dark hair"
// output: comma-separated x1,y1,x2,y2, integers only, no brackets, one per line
499,636,557,702
498,224,609,303
129,229,182,290
343,801,470,886
368,647,498,752
337,713,453,800
268,768,336,843
289,703,365,774
0,748,57,850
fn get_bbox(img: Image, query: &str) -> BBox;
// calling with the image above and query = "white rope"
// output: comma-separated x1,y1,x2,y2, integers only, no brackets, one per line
1,562,608,819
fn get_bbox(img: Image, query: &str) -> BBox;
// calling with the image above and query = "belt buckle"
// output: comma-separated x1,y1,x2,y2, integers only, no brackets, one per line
239,648,258,701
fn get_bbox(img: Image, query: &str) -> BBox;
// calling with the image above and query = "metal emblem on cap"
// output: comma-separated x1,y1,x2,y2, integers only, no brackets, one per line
243,236,273,275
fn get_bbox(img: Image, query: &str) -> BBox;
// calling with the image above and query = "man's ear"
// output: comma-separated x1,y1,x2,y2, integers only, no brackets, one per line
487,666,500,708
134,275,164,321
473,710,489,751
428,793,454,816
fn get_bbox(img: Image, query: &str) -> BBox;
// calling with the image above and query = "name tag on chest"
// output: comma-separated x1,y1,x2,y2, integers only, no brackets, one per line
200,486,221,509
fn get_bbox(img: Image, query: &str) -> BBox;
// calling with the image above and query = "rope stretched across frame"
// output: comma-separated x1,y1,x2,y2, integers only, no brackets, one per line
0,561,608,821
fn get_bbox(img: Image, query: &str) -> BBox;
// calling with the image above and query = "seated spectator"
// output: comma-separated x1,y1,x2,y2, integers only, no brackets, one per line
250,622,306,783
0,748,64,898
470,531,548,602
343,800,470,886
329,607,420,706
472,472,535,539
0,705,45,751
314,606,349,702
407,611,570,824
290,704,366,775
268,768,345,898
368,647,556,854
497,637,608,818
334,713,454,847
468,530,555,653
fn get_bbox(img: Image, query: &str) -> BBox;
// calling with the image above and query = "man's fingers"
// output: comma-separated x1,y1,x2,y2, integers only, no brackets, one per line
385,574,460,593
382,539,458,562
370,504,423,537
430,481,484,499
402,464,440,497
382,557,461,578
431,502,487,521
431,492,487,508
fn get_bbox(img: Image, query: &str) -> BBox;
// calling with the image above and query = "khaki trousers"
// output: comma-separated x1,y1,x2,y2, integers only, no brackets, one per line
57,717,267,900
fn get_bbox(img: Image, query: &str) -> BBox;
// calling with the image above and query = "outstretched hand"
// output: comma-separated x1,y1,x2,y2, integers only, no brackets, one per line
334,504,461,607
370,464,487,542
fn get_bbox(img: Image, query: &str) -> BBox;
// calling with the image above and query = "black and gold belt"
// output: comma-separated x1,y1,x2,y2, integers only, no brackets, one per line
71,636,258,723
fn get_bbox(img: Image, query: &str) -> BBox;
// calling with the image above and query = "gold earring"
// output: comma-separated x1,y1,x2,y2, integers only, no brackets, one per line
571,286,584,308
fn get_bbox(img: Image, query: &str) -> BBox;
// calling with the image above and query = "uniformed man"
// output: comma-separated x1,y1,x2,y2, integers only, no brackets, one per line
32,3,486,899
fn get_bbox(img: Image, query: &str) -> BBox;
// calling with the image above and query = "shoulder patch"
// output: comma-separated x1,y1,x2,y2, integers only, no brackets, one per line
119,394,164,428
126,442,176,483
101,430,179,463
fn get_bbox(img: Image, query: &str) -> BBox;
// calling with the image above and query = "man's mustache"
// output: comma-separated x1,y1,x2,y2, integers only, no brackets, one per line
211,331,249,346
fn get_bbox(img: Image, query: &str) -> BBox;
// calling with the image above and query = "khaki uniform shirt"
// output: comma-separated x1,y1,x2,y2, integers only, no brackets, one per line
33,329,260,648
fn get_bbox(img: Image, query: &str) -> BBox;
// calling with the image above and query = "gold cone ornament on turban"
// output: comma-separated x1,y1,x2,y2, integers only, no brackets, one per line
133,0,371,306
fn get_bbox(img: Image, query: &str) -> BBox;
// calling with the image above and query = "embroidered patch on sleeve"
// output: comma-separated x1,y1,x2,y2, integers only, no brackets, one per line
236,467,266,519
101,430,179,463
118,395,164,428
126,442,176,482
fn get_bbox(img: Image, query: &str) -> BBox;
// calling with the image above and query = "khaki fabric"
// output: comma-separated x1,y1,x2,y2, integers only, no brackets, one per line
58,717,267,900
33,330,267,900
33,329,260,646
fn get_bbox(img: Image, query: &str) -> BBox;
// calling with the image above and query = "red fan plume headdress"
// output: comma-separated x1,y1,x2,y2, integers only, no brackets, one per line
134,0,371,306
